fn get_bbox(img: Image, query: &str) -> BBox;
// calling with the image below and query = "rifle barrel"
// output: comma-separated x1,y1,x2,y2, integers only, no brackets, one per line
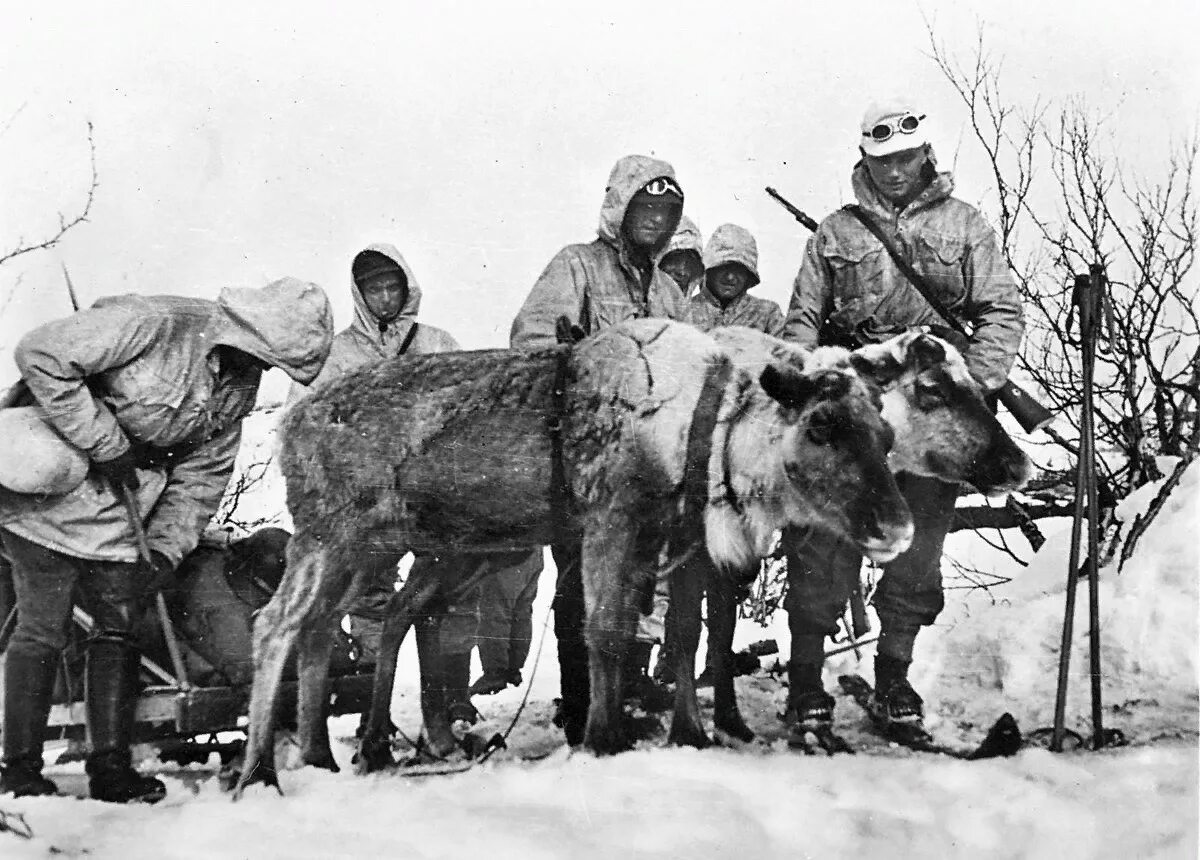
764,187,820,232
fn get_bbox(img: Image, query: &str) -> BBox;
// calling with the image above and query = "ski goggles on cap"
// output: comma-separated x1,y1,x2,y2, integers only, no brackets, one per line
642,176,683,198
862,113,926,143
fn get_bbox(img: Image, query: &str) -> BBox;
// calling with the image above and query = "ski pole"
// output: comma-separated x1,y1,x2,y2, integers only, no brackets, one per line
1050,401,1089,751
1050,265,1108,751
1082,264,1107,748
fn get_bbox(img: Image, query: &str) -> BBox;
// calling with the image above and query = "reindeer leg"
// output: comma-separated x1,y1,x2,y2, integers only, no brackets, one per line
355,556,442,773
235,537,358,798
581,514,639,755
233,598,292,798
293,544,381,773
708,564,754,744
296,614,340,771
551,543,589,747
667,555,709,748
234,542,328,797
414,617,460,758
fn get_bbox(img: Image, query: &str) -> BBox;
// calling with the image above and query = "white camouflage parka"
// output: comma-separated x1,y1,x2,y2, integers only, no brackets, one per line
686,223,785,336
302,242,459,393
3,279,333,566
510,154,686,348
784,155,1023,391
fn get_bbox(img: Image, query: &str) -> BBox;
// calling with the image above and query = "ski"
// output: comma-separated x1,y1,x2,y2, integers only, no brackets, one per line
786,722,855,756
838,674,1022,760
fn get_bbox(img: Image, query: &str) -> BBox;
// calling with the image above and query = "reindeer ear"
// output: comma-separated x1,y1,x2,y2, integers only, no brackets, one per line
760,363,815,411
849,343,903,386
909,333,947,372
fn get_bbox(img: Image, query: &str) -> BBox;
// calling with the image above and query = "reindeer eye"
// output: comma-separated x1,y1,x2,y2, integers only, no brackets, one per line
806,411,836,446
914,377,946,408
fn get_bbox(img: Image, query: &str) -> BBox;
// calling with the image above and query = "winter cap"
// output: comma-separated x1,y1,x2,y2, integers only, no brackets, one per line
859,99,930,158
703,223,760,287
597,155,679,244
660,216,704,259
352,250,405,283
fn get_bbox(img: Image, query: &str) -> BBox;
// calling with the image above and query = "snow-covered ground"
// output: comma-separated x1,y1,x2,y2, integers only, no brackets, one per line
2,444,1196,858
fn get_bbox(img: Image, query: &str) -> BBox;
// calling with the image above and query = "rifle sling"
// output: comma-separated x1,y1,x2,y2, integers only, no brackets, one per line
396,322,420,356
843,205,970,339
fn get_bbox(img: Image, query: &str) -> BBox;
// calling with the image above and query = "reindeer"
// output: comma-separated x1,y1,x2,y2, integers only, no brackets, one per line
689,327,1033,746
232,319,915,795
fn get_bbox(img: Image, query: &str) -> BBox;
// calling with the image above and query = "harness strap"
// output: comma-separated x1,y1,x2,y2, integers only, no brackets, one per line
547,346,574,543
673,355,734,559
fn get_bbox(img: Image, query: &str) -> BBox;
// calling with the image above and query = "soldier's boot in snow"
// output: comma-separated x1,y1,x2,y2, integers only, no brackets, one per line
84,640,166,804
87,750,167,804
868,654,925,729
0,644,60,797
783,662,852,755
469,670,512,697
0,759,58,797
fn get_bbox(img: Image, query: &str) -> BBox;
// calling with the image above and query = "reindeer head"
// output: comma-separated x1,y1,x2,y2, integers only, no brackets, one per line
849,332,1032,494
757,361,914,563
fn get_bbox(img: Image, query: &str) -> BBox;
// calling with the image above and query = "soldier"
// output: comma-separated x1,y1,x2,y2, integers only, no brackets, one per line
781,99,1023,747
511,154,686,744
0,279,333,801
686,223,784,336
657,216,705,297
289,244,476,753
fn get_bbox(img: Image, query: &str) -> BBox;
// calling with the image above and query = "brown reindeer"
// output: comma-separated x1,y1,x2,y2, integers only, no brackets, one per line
232,319,914,795
693,327,1033,744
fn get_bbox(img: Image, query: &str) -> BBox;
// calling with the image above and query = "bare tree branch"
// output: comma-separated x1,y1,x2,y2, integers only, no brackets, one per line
0,121,98,268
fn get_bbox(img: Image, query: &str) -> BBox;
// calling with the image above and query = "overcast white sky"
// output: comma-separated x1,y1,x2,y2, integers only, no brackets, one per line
2,0,1196,395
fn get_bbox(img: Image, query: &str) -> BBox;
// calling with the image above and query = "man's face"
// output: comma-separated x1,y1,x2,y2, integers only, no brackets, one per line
217,346,270,378
862,145,929,206
705,263,755,305
659,249,704,291
622,188,683,253
359,270,407,322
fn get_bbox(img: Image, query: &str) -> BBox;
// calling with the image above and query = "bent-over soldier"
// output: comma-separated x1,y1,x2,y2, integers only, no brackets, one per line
0,279,332,802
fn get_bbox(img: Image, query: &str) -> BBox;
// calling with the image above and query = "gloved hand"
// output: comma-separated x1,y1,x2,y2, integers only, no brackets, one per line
142,550,176,588
92,449,141,491
554,315,588,345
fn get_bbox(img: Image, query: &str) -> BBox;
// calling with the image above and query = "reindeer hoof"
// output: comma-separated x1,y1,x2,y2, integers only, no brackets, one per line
584,722,633,756
352,734,397,775
229,761,281,800
301,748,340,773
714,710,755,744
667,720,711,749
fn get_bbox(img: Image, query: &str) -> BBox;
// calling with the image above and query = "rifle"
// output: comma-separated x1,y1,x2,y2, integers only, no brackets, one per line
765,186,1054,433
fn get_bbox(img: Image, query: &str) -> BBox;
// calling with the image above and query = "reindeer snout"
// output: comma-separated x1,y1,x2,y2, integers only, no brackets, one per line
860,516,915,564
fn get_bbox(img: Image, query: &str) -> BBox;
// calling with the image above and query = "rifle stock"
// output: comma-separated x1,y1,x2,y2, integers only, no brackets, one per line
998,380,1054,433
765,186,1054,433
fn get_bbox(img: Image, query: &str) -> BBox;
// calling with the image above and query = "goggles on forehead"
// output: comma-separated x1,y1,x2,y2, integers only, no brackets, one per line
642,176,684,198
863,113,926,143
